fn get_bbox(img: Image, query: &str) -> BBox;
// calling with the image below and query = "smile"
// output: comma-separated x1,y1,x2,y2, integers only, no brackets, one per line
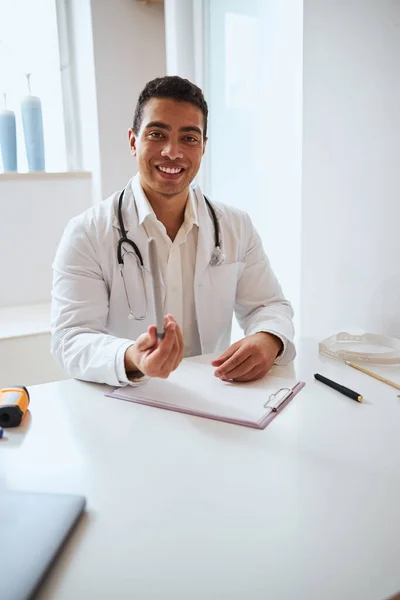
156,165,184,174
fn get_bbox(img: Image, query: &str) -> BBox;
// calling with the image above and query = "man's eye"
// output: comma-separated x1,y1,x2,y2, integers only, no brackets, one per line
184,136,198,143
149,131,164,139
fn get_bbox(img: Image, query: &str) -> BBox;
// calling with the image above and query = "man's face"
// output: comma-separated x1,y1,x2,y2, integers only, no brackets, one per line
128,98,207,197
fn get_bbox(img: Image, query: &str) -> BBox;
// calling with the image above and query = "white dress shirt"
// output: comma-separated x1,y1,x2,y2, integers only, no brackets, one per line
135,176,201,357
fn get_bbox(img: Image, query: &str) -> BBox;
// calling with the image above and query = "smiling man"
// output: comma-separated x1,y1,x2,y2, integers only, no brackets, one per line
51,76,295,386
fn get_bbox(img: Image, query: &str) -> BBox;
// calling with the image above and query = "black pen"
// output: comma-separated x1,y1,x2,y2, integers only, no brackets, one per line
314,373,363,403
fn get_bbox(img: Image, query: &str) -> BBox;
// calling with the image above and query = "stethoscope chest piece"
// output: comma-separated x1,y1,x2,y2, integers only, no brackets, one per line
209,247,225,266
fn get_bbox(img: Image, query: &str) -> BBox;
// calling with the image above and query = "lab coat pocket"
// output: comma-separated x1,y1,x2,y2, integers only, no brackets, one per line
207,262,245,329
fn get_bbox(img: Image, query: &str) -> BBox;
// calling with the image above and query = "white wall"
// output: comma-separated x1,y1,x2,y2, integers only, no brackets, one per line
0,333,67,388
301,0,400,340
0,173,92,307
90,0,166,199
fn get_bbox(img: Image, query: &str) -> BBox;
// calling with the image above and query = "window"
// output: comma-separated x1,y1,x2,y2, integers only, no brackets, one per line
0,0,67,172
204,0,303,331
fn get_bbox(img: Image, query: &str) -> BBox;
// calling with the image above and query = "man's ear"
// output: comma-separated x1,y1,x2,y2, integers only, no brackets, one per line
202,136,208,156
128,128,137,157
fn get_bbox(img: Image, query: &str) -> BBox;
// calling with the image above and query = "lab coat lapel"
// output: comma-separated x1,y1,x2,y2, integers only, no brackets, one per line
111,184,150,263
111,178,140,233
194,187,220,351
111,180,165,311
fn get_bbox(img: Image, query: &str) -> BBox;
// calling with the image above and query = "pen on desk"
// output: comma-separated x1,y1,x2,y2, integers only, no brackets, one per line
314,373,363,403
148,238,165,340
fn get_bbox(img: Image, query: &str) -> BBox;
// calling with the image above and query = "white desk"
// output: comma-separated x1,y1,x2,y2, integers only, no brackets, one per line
1,340,400,600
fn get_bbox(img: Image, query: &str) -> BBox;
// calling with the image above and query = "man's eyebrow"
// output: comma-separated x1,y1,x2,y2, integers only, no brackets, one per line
145,121,171,130
180,126,202,135
144,122,203,136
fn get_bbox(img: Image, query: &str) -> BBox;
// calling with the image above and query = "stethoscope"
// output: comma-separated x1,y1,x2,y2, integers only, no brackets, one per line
116,187,225,320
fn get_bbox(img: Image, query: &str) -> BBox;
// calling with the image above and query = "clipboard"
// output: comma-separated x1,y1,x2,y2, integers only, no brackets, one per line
105,361,305,430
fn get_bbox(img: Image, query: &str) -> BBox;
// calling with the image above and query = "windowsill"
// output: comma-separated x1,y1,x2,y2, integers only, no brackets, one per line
0,302,51,340
0,171,91,181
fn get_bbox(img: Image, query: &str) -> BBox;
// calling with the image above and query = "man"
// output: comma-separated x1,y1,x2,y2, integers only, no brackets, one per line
51,76,295,387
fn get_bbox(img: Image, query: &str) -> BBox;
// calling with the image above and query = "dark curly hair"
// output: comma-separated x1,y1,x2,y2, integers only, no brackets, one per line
133,76,208,138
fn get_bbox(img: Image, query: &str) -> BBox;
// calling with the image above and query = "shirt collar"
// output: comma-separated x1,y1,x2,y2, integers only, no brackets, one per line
131,174,155,226
186,185,199,228
130,173,199,229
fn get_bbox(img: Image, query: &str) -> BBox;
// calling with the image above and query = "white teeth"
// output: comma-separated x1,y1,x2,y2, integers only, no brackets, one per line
158,166,182,174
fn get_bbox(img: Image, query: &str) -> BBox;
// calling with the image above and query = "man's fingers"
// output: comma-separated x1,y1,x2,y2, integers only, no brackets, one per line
175,322,185,364
153,320,176,353
159,320,185,375
134,315,184,378
211,342,238,367
232,366,266,383
147,325,158,348
164,313,177,328
214,346,251,377
135,325,157,352
163,315,184,369
216,355,255,381
143,320,176,369
159,326,179,366
159,336,181,376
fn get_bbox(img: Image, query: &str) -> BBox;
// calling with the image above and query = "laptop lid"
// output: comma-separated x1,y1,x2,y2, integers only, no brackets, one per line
0,491,86,600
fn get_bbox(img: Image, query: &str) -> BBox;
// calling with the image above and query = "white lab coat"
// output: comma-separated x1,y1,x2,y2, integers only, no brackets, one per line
51,178,295,386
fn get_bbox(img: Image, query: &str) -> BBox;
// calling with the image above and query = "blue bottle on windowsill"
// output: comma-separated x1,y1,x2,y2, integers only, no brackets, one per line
0,93,17,172
21,74,45,172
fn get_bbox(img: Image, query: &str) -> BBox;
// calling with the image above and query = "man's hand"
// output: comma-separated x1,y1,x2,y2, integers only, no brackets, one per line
124,314,184,379
211,332,283,382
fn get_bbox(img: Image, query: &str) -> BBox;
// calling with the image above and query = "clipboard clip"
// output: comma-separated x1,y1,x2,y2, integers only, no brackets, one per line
263,388,291,411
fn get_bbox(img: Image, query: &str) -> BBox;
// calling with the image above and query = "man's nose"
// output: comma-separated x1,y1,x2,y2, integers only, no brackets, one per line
160,139,183,160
